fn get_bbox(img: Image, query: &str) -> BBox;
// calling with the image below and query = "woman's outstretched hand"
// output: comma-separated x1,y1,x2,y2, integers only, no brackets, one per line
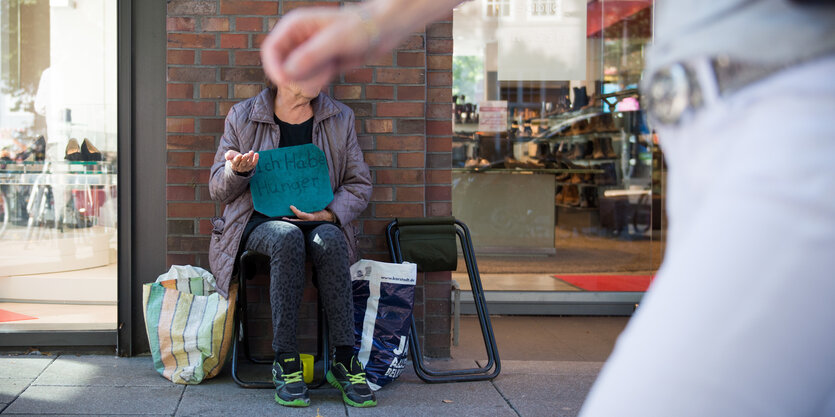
283,205,335,222
225,150,259,174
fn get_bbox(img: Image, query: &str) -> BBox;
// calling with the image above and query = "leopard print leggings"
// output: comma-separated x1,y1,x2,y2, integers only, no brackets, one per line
245,221,354,353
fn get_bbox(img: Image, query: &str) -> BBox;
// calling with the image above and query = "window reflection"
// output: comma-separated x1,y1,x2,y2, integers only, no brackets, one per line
0,0,118,331
452,0,664,294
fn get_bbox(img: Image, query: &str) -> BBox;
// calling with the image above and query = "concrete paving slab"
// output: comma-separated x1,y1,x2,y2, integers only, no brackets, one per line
0,356,54,379
0,379,31,404
2,415,171,417
348,404,516,417
1,385,184,415
345,379,513,416
34,355,169,387
492,373,597,417
175,374,347,417
478,360,603,377
394,358,482,383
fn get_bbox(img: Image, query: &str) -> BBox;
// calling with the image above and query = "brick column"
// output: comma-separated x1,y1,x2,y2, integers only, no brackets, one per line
166,0,453,358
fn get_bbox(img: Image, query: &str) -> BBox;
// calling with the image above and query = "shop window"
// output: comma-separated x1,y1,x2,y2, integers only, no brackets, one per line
452,0,665,297
0,0,118,331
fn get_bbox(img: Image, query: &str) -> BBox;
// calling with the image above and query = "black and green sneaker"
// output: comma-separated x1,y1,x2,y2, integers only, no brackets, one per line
326,355,377,408
272,353,309,407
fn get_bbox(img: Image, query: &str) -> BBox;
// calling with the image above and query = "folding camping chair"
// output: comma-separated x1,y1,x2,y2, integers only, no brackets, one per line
386,217,500,383
231,250,330,388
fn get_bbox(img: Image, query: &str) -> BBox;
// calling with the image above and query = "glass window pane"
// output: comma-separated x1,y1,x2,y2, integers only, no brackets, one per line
452,0,665,296
0,0,118,331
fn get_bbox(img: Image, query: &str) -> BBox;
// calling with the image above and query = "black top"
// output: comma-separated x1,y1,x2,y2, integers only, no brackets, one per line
275,114,314,148
239,116,321,254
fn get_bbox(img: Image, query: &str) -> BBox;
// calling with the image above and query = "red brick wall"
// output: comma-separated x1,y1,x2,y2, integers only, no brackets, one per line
166,0,453,357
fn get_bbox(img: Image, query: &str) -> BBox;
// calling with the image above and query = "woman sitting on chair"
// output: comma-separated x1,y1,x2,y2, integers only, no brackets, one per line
208,75,374,408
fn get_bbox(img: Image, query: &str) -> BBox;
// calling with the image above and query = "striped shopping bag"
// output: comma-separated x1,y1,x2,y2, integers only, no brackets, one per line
142,265,237,384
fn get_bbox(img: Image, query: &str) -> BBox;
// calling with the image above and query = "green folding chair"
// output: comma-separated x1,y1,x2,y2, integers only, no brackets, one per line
386,216,500,383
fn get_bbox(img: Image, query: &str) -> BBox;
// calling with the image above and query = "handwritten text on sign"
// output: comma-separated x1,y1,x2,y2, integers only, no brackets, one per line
250,144,333,217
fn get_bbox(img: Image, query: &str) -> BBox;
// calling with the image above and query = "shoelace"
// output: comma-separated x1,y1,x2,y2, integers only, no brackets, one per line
283,370,304,384
347,371,366,385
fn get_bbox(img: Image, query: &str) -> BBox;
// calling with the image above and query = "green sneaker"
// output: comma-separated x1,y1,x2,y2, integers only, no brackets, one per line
326,355,377,408
272,353,309,407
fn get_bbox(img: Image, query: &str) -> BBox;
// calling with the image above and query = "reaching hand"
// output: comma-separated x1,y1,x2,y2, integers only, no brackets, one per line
261,6,378,85
261,0,463,84
283,205,335,223
225,150,259,174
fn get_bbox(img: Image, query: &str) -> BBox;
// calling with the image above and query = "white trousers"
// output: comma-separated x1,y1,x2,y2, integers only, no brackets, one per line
580,55,835,417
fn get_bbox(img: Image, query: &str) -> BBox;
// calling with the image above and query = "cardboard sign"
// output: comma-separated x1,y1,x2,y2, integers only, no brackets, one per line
250,144,333,217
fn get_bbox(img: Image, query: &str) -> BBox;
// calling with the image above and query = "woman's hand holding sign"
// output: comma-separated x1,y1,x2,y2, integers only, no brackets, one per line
225,150,259,174
284,205,335,223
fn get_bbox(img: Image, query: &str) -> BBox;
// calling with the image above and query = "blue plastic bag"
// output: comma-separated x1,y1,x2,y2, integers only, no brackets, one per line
350,259,417,390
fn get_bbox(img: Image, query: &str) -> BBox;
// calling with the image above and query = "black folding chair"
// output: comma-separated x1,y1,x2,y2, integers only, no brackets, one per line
386,217,500,383
231,250,330,388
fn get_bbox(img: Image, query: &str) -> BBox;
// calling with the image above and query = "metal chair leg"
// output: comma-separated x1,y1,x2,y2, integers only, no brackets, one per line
387,219,501,383
231,251,272,388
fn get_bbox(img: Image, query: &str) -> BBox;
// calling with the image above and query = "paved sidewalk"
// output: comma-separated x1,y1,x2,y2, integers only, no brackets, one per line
0,354,603,416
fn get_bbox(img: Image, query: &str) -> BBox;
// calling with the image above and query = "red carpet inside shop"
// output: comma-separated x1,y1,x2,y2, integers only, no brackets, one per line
0,308,37,323
554,274,654,292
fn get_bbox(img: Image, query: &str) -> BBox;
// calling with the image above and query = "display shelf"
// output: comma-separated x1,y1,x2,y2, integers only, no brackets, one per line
0,161,117,176
453,167,603,175
0,171,117,187
556,157,619,163
554,203,597,210
555,182,619,187
537,131,623,144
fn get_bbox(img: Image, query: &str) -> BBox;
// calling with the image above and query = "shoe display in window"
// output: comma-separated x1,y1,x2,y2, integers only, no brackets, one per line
504,155,522,169
601,137,618,159
563,185,580,206
554,161,571,182
570,141,590,159
592,137,606,159
65,138,83,161
594,162,618,185
81,138,102,161
33,136,46,161
580,187,598,208
555,186,565,204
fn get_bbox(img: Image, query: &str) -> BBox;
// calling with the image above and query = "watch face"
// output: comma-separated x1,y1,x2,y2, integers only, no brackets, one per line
647,63,691,125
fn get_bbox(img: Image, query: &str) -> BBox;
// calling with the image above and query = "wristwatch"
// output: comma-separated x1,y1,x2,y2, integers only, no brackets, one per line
644,56,786,126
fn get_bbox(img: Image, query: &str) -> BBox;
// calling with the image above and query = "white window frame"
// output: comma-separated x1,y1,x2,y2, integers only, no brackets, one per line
483,0,514,20
526,0,563,21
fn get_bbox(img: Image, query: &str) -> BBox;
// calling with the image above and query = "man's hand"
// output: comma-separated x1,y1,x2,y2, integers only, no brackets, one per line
283,205,335,222
260,0,462,84
261,7,373,85
225,150,259,174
